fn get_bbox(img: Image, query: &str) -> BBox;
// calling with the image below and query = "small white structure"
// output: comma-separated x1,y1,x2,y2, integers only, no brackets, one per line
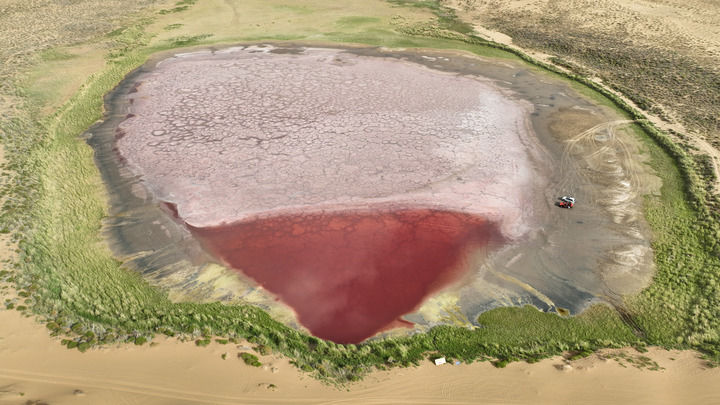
434,357,447,366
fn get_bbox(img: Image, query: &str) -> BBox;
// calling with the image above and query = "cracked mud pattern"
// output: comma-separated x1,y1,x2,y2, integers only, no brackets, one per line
118,47,536,235
117,46,538,342
117,48,532,343
94,44,660,343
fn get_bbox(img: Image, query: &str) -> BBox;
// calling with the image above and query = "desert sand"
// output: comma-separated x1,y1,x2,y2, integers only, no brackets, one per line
1,307,719,404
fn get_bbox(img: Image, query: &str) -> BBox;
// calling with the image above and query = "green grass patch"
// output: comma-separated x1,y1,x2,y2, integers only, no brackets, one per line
319,30,514,60
335,16,381,28
239,352,262,367
38,49,75,62
195,338,211,347
239,34,309,42
166,34,214,47
254,344,272,355
627,124,720,350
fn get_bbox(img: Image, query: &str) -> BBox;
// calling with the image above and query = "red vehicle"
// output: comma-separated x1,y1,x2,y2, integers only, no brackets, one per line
558,196,575,208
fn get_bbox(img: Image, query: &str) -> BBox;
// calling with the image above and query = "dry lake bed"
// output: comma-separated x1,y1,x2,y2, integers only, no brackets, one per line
87,44,658,343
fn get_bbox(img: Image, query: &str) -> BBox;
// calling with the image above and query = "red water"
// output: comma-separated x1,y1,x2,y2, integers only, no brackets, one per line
186,208,502,343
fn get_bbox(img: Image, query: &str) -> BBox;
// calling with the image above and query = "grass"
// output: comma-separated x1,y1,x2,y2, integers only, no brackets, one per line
196,338,211,347
597,350,664,371
254,344,272,355
239,352,262,367
2,0,720,383
166,34,214,47
159,0,199,15
388,0,473,34
335,16,382,28
628,124,720,351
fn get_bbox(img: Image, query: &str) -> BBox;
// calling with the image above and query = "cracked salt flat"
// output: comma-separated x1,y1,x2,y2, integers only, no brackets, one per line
117,46,542,239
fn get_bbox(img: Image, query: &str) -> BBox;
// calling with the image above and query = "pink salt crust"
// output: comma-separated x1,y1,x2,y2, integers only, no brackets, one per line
117,46,542,238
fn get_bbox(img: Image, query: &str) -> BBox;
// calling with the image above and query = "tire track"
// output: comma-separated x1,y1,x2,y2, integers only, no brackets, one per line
0,368,482,405
0,368,275,405
557,120,634,205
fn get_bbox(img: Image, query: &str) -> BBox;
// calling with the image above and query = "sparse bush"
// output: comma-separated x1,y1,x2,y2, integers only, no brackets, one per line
195,338,211,347
493,359,509,368
254,344,271,356
239,352,261,367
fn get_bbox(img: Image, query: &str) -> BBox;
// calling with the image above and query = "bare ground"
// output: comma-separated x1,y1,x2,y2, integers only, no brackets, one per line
1,308,720,405
444,0,720,193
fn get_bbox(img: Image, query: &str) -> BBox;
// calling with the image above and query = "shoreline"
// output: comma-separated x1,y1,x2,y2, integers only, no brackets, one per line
88,42,656,341
2,34,664,382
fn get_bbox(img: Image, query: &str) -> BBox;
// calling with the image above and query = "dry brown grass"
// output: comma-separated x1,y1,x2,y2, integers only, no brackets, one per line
0,0,172,177
446,0,720,144
0,0,162,100
0,0,169,240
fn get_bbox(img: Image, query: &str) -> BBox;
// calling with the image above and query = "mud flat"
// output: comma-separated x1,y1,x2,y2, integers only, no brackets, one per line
87,44,659,342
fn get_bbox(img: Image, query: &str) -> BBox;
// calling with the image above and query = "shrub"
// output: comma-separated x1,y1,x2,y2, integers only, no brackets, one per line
239,352,262,367
195,338,211,347
254,344,272,355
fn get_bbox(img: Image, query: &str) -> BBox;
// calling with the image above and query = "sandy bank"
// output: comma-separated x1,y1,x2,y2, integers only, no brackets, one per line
1,309,719,405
